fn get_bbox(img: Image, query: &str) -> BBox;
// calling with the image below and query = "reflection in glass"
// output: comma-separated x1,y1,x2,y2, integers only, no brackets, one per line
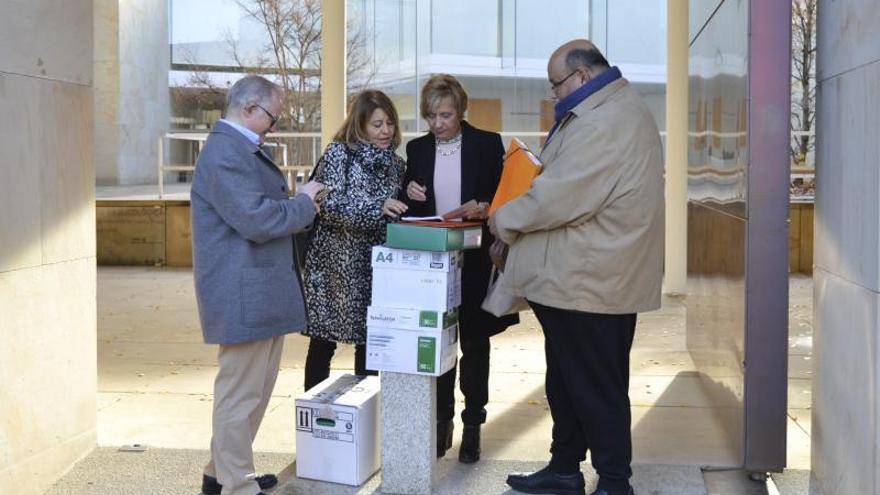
166,1,668,175
686,0,749,465
687,0,748,216
345,0,666,159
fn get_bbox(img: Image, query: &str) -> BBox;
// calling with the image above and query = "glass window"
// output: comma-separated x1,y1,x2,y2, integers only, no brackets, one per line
513,0,589,60
606,0,667,65
346,0,667,145
430,0,499,57
167,0,667,165
170,0,271,68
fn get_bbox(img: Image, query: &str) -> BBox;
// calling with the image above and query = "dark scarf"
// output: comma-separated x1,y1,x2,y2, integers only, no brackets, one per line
350,141,400,180
547,66,623,142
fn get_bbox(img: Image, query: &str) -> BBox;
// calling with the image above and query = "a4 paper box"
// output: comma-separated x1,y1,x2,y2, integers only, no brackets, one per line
367,245,462,376
370,246,462,311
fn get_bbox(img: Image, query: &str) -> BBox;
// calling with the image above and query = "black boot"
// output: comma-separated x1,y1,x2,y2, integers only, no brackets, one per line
458,424,481,463
437,419,453,458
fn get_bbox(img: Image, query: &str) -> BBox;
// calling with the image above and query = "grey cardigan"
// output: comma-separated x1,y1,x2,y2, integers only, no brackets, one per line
191,120,317,345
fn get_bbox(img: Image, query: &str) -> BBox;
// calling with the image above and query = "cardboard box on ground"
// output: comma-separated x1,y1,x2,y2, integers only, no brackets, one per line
295,375,381,486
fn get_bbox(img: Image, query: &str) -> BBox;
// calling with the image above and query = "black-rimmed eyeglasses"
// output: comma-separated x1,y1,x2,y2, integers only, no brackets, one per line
549,68,585,90
254,104,279,128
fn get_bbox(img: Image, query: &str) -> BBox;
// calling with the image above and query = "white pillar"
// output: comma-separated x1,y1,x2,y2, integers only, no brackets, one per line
94,0,169,185
664,0,688,295
321,0,346,150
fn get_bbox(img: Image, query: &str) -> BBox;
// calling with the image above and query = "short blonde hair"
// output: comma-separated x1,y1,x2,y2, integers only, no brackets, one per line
420,74,468,120
334,90,402,148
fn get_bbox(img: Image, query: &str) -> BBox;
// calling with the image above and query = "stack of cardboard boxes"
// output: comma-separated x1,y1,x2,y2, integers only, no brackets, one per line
294,221,481,487
366,222,481,376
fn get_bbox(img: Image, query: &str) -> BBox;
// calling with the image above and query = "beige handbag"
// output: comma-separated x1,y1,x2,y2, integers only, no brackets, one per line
481,265,529,317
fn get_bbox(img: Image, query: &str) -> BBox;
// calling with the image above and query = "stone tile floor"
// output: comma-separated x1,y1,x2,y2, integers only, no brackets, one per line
49,268,817,494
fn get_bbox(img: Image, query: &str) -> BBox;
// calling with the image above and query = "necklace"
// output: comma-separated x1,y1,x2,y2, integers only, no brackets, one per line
436,133,462,157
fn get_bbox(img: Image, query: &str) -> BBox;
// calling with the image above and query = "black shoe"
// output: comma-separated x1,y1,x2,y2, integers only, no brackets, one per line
458,424,481,464
437,419,454,458
589,487,634,495
506,465,586,495
201,473,278,494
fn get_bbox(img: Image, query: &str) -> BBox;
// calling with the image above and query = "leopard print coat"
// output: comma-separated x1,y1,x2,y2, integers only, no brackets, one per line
301,141,405,344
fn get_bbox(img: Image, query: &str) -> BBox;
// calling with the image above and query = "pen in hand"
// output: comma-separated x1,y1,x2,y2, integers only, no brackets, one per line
407,176,428,202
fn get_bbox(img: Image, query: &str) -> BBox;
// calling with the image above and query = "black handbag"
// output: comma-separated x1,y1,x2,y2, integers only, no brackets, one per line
294,146,352,270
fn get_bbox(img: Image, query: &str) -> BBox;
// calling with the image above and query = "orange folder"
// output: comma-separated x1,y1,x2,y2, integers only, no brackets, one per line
488,138,543,216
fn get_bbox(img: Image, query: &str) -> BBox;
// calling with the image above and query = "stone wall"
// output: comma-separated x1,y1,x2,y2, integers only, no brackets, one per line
0,1,97,494
812,1,880,493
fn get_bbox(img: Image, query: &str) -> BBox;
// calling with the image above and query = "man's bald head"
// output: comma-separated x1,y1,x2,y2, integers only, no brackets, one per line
549,39,609,76
547,39,610,100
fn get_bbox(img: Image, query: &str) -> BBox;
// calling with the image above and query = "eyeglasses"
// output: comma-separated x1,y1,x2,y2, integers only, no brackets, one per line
549,69,580,90
254,104,279,128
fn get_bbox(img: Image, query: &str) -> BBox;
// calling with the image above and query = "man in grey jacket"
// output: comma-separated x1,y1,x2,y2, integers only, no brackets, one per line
191,75,323,495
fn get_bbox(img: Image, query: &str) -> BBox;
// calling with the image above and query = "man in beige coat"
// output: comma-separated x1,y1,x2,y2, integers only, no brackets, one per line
491,40,664,495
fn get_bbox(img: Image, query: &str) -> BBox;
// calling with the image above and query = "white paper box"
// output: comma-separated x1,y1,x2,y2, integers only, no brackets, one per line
366,324,458,376
295,375,381,486
371,267,461,311
371,245,462,272
367,306,459,331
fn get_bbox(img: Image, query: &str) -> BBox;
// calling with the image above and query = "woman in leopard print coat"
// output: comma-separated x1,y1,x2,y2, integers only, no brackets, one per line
301,90,407,390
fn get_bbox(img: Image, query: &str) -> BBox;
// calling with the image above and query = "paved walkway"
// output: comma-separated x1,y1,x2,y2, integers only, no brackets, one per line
45,268,818,494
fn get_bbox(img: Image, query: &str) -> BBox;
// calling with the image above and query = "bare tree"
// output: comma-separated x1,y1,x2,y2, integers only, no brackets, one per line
172,45,230,122
791,0,817,166
231,0,378,132
234,0,322,131
170,1,379,168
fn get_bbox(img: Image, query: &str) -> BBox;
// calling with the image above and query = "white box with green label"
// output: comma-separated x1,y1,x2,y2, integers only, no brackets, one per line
365,323,458,376
295,374,381,486
371,245,461,272
366,306,459,331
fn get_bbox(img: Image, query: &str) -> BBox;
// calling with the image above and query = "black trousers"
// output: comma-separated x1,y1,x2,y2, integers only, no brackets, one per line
530,301,636,493
303,337,377,391
436,334,491,425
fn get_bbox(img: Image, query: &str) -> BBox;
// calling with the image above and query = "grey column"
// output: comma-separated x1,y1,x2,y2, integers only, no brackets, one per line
380,372,436,494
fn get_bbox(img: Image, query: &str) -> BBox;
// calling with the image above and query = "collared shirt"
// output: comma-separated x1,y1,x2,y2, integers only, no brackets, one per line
219,118,261,145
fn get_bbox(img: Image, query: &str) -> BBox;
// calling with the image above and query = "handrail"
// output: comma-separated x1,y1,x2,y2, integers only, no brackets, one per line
158,133,304,198
157,130,554,198
157,129,814,198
